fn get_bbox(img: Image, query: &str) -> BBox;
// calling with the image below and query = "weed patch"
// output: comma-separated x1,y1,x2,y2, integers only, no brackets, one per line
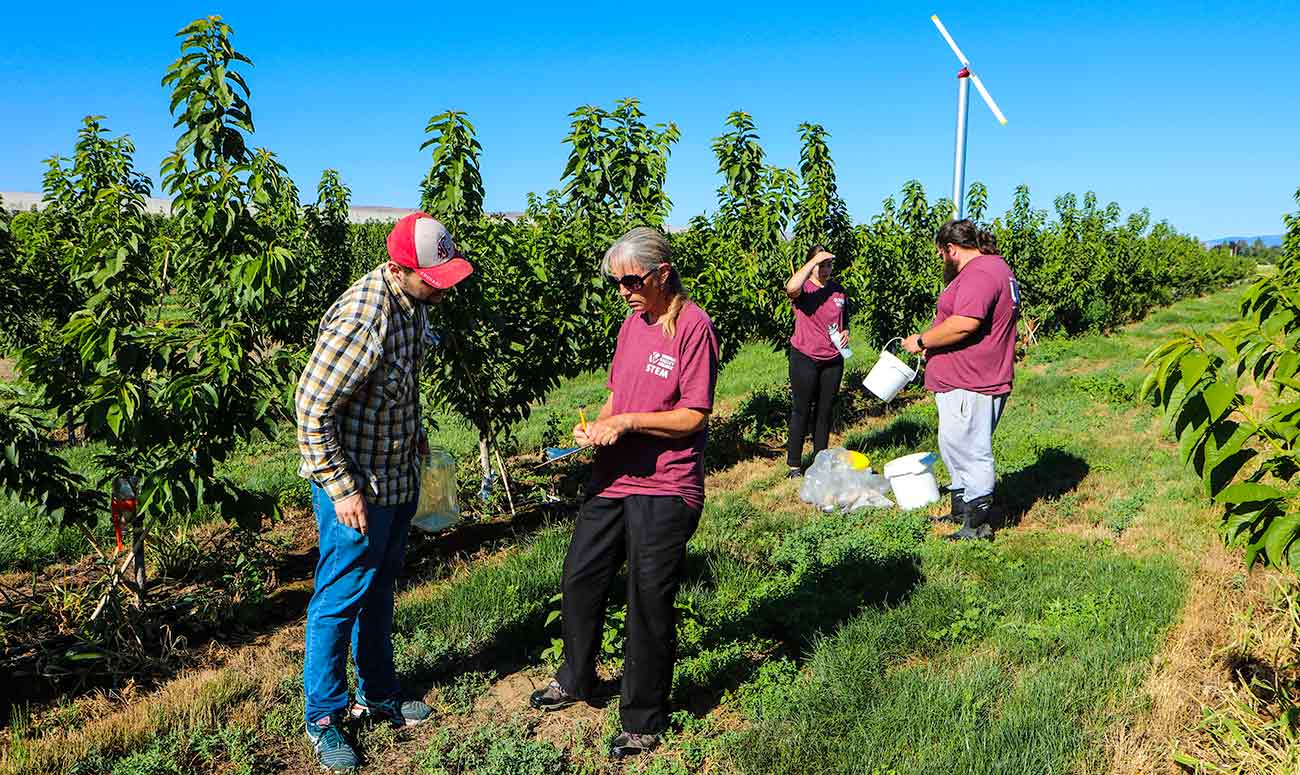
417,721,566,775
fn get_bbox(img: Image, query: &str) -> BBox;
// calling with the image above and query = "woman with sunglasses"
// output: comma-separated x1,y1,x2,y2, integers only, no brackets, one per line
784,244,850,477
529,227,719,760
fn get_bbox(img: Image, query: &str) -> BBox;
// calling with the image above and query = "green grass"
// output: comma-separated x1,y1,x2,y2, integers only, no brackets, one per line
1,287,1249,775
731,534,1184,775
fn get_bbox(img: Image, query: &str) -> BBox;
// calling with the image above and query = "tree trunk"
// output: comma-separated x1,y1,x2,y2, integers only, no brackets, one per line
477,434,495,505
478,435,492,482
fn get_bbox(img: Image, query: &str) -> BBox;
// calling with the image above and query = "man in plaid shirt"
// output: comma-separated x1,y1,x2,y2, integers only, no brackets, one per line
296,212,472,772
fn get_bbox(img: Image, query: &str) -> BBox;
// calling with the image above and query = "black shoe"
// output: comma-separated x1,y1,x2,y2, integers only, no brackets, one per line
947,493,995,541
786,467,802,479
938,487,966,524
609,731,660,759
529,680,578,712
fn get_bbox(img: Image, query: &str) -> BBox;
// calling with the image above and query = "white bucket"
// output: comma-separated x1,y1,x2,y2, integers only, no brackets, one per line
883,452,941,510
862,338,917,402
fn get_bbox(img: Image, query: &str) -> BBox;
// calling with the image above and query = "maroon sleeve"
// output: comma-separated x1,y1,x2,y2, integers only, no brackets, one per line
675,316,720,412
952,269,999,320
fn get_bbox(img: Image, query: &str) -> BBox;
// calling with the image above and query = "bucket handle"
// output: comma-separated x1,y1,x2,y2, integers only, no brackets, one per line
880,337,918,382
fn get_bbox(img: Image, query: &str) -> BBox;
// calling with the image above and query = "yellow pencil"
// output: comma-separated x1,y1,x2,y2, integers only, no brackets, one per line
579,406,589,433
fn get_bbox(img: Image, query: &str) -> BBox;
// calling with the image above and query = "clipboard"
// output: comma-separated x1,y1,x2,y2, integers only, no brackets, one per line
535,446,592,468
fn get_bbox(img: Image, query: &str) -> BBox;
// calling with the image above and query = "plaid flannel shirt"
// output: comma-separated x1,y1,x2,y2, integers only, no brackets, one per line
295,265,428,505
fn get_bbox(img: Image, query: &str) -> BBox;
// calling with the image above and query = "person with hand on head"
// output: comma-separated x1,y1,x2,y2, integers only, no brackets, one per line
295,212,472,772
529,227,719,761
784,244,851,478
902,219,1019,541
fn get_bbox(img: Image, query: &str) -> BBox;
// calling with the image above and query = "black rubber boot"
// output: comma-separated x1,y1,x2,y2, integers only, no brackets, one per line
947,493,994,541
939,488,966,524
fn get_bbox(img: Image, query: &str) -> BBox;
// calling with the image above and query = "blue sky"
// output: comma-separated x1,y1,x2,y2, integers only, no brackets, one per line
1,1,1295,239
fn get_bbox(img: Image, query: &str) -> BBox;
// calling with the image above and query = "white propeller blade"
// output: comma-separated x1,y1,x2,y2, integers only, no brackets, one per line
932,14,1008,125
969,73,1008,125
931,15,969,66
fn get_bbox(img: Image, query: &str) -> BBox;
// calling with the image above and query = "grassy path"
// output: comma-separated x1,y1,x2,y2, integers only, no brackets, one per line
1,289,1259,775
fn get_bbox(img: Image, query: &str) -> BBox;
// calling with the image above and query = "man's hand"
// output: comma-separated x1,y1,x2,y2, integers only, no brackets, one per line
582,416,628,447
335,492,369,535
902,334,924,355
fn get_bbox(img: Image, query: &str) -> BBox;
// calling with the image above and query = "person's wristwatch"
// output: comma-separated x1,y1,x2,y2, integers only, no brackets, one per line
917,334,926,349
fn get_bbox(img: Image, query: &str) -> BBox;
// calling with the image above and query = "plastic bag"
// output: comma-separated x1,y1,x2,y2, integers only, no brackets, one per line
799,446,894,511
412,449,461,534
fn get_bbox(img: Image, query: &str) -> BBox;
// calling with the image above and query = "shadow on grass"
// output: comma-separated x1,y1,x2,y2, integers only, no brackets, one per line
844,417,929,454
668,542,922,717
392,527,923,725
999,447,1090,527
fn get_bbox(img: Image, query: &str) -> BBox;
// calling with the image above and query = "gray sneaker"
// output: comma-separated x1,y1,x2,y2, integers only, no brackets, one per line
305,714,358,772
349,692,433,728
609,731,660,759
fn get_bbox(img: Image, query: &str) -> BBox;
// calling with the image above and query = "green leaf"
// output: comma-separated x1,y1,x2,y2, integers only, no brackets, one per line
1178,352,1210,389
1202,380,1237,422
1208,449,1258,499
1279,351,1300,384
1262,511,1300,568
106,404,123,437
1222,506,1262,543
1215,482,1285,505
65,650,109,662
1201,330,1233,356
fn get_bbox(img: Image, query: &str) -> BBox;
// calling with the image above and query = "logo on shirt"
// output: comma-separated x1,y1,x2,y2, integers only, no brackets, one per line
1009,279,1021,306
646,351,677,379
833,294,845,307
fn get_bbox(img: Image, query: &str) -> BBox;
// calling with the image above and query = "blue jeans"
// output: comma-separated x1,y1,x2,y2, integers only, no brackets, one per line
303,483,416,723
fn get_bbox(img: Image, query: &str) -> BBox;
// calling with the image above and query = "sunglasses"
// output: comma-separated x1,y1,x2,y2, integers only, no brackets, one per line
609,266,661,291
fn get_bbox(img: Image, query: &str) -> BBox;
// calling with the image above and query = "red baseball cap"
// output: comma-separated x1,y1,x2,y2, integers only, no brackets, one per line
386,212,474,289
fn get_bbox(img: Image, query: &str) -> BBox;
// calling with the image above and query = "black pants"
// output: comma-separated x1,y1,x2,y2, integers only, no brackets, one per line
556,495,700,734
787,348,844,467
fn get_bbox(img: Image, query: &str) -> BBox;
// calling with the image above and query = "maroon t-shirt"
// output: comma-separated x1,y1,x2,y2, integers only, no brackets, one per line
591,302,720,510
923,255,1020,395
790,279,848,361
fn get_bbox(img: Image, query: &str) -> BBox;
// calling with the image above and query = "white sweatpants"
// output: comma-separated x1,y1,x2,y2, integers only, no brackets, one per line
934,388,1008,502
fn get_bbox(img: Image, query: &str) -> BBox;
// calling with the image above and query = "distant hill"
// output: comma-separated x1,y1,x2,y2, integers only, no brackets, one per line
1204,234,1284,248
